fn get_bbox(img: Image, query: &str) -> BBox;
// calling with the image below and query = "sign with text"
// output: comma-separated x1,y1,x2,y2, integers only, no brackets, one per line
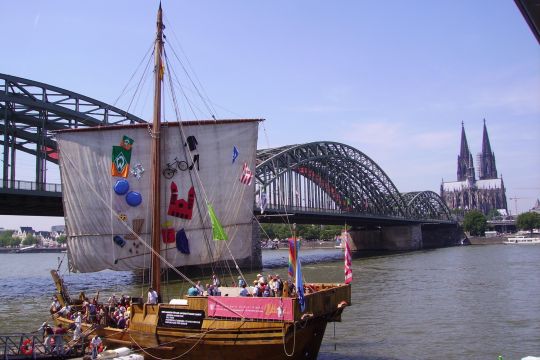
158,309,205,329
208,296,294,321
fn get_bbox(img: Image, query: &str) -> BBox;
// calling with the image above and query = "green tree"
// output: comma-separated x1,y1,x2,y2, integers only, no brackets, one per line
463,210,487,236
0,230,15,247
22,233,38,246
516,212,540,235
57,234,67,245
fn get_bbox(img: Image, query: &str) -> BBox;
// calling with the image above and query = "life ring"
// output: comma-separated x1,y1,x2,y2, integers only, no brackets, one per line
20,339,33,355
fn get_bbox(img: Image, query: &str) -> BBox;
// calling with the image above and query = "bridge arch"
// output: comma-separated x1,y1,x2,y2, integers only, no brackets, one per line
402,191,453,221
1,73,145,183
256,142,408,218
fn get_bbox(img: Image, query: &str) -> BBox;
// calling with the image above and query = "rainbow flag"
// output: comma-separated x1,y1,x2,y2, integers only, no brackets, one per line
288,238,297,279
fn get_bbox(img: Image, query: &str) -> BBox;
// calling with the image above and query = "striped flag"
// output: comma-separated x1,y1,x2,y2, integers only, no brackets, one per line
239,162,253,186
343,230,353,284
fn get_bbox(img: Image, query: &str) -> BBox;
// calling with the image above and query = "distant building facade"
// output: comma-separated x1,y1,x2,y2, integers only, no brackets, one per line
441,121,508,215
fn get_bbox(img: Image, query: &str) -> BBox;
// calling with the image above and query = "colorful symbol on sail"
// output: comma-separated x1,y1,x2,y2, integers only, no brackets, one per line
126,191,142,207
113,179,130,195
207,203,228,241
239,162,253,186
113,235,126,248
176,228,190,254
232,146,239,163
120,135,134,151
117,213,128,222
111,146,132,178
184,135,198,151
167,182,195,220
130,163,145,180
125,219,145,240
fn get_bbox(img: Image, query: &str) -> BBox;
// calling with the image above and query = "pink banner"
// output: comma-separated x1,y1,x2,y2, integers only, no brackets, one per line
208,296,294,321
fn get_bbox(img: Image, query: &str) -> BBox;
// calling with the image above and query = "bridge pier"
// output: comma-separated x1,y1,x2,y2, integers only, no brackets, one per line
349,225,423,251
349,223,463,251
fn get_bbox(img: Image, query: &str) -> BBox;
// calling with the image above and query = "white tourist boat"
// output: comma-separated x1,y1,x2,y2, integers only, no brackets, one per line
503,235,540,245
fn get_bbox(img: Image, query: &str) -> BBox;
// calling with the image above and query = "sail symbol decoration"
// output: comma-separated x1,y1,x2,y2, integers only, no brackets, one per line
167,182,195,220
240,162,253,185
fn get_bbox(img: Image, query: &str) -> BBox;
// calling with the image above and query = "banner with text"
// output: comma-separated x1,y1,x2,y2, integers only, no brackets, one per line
208,296,294,321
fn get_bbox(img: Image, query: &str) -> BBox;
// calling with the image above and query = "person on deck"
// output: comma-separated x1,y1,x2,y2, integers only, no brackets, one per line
38,322,54,353
212,273,221,287
195,281,205,295
73,311,82,342
147,287,158,304
53,323,67,355
187,284,199,296
239,283,249,297
90,335,102,360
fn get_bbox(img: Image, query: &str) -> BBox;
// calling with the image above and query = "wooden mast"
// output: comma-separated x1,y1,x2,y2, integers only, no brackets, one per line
150,3,164,295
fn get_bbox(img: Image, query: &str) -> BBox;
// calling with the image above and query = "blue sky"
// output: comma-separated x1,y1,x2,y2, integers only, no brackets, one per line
1,1,539,231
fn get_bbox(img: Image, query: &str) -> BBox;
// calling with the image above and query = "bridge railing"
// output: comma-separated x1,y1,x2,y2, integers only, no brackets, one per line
0,179,62,193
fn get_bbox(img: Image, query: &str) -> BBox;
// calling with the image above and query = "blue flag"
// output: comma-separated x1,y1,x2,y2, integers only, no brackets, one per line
232,146,239,164
296,249,306,312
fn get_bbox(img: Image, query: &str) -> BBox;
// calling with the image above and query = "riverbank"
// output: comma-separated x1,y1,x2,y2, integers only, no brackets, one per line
468,235,506,245
0,247,66,253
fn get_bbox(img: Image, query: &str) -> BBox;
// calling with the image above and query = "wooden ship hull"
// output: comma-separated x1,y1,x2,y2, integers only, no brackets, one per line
52,270,350,360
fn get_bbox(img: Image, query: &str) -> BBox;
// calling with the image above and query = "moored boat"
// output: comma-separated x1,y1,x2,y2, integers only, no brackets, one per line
49,4,351,360
503,235,540,245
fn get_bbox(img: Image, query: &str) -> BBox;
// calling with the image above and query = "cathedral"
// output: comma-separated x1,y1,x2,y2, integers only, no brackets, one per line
441,120,508,215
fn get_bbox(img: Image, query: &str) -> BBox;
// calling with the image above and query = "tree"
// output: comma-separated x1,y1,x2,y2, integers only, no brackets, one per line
0,230,16,247
463,210,487,236
57,234,67,245
516,212,540,235
22,233,38,246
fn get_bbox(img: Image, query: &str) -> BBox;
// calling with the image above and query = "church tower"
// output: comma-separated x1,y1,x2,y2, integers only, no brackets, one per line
457,122,475,182
441,121,508,215
478,119,498,180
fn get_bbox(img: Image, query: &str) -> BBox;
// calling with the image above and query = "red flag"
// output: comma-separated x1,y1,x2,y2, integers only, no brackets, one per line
344,232,353,284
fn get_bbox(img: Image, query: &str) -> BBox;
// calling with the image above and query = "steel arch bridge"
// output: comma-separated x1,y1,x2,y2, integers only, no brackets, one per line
256,142,453,223
1,74,453,223
0,73,145,185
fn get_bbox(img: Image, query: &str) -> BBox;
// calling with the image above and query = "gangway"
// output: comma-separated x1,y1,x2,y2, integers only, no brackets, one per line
0,333,86,359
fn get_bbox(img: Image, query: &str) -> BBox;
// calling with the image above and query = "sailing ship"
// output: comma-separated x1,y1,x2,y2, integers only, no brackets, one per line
50,5,351,359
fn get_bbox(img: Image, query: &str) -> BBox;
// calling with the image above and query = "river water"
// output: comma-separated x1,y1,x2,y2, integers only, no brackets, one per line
1,245,539,359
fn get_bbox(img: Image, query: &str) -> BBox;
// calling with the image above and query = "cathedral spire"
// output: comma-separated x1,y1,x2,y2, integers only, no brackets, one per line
457,122,474,181
478,119,498,179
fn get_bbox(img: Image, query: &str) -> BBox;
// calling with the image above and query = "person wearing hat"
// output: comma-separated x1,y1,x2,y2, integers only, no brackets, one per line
73,311,82,341
38,322,54,353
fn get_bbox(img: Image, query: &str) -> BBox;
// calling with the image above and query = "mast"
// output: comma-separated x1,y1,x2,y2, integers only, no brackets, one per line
150,4,164,294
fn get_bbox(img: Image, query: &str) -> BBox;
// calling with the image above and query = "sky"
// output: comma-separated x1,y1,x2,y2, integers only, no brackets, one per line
1,0,539,231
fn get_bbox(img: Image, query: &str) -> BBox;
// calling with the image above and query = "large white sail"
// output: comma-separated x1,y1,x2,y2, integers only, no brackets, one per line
56,120,259,272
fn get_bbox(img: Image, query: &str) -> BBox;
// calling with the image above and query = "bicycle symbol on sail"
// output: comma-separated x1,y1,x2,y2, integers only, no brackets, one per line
162,157,188,179
162,155,200,179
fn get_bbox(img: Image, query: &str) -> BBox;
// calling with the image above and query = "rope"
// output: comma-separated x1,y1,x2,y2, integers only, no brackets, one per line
282,322,297,357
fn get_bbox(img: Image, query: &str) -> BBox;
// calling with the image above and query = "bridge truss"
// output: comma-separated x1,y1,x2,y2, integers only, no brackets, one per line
0,73,145,187
256,142,453,222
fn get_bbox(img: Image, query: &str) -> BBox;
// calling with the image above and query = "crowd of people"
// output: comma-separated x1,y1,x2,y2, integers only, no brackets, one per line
183,272,293,298
50,292,132,330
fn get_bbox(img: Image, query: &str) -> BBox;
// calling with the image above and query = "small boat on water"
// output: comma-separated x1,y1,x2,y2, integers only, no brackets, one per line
503,235,540,245
49,4,350,360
